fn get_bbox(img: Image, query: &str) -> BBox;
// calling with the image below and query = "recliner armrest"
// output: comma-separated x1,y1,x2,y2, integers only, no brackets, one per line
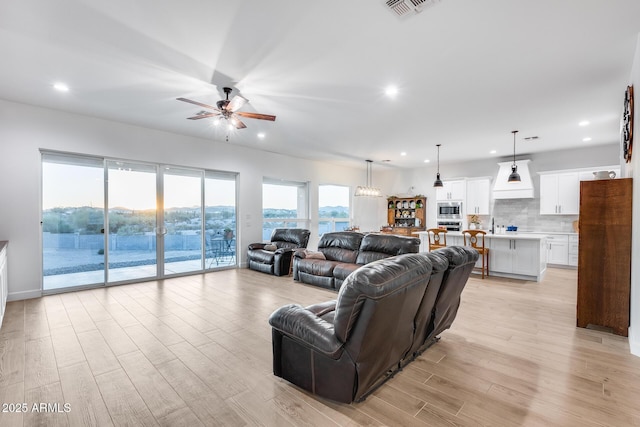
274,247,293,255
248,243,266,250
268,304,343,358
293,248,307,258
306,300,337,317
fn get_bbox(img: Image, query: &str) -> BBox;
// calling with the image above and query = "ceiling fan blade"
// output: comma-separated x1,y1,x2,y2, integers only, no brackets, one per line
230,117,247,129
226,95,248,112
176,97,219,111
186,112,221,120
235,111,276,121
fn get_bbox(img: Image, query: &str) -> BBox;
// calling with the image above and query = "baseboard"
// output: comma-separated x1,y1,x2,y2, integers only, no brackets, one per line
8,289,42,301
630,326,640,357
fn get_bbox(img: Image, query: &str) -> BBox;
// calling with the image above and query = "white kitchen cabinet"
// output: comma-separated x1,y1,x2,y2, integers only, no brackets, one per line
546,234,569,265
568,234,578,267
436,180,465,201
540,173,580,215
466,178,491,215
0,242,7,329
490,237,544,279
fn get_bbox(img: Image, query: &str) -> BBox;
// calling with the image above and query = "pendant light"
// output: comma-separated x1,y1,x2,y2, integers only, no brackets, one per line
433,144,444,188
508,130,521,183
355,160,382,197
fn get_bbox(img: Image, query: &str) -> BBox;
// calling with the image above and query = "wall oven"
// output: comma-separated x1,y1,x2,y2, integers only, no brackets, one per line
437,220,462,231
437,201,462,219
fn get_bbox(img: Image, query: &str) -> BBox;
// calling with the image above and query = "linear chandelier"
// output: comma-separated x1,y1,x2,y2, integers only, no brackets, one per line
355,160,382,197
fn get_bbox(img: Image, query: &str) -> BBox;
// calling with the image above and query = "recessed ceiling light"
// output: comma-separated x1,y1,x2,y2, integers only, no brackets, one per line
582,137,592,142
400,152,407,156
53,82,69,92
579,120,590,126
257,132,265,139
385,85,398,97
424,159,430,163
490,150,497,154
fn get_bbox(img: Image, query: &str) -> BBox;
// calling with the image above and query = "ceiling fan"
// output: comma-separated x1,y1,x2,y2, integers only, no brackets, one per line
177,87,276,129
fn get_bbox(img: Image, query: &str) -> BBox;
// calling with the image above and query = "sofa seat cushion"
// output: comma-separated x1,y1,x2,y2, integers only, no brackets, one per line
249,249,275,264
297,258,342,277
333,263,360,281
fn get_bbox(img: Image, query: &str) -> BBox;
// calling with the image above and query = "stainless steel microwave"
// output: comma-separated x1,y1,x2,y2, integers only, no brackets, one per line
437,201,462,219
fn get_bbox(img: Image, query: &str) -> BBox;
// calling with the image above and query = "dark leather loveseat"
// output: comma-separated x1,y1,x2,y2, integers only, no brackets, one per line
247,228,311,276
293,231,420,290
269,246,479,403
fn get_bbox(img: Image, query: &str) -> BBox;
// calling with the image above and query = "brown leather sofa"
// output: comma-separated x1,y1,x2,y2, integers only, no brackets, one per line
293,231,420,290
268,246,479,403
247,228,311,276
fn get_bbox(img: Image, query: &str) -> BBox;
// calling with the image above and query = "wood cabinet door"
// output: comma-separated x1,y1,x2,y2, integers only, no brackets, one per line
577,178,632,336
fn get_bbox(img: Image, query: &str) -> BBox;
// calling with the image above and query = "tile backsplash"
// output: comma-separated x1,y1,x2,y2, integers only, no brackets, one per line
490,198,578,232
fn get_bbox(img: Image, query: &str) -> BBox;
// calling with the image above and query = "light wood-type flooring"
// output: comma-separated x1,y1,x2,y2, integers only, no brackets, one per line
1,267,639,426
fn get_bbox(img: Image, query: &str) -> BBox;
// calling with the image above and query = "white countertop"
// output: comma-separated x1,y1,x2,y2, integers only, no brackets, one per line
415,231,549,240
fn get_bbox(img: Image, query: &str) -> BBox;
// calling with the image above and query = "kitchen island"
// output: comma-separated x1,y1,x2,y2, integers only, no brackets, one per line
415,231,548,282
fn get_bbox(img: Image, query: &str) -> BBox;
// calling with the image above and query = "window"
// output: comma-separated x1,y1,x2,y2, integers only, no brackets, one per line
318,184,350,236
262,179,309,240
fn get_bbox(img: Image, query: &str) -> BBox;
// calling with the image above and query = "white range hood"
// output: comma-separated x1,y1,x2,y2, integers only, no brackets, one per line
493,160,535,199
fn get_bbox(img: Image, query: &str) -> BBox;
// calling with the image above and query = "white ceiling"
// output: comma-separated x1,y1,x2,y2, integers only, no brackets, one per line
1,0,639,169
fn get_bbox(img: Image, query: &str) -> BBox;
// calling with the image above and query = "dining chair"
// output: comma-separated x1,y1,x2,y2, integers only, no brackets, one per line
462,229,489,279
427,228,448,251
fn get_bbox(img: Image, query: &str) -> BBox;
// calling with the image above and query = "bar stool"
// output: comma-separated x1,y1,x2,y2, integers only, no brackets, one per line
463,229,489,279
427,228,448,251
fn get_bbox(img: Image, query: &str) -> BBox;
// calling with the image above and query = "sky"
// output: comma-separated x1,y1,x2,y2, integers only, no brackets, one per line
43,162,349,211
43,162,236,210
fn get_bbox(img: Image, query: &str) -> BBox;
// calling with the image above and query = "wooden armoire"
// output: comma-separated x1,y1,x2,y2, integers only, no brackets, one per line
577,178,632,336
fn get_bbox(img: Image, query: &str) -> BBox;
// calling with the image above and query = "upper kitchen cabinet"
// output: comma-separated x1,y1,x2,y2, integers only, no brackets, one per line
540,172,580,215
466,178,491,215
539,166,621,215
436,180,465,201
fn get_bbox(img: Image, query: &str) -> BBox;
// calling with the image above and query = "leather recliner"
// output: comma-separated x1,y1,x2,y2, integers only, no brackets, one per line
293,231,421,290
268,246,479,403
247,228,311,276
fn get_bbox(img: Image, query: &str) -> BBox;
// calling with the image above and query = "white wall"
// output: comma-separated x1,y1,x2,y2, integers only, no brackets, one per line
0,99,365,300
627,34,640,356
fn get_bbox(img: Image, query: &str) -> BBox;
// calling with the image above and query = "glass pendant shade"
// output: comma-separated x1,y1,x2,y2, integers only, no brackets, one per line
508,130,521,183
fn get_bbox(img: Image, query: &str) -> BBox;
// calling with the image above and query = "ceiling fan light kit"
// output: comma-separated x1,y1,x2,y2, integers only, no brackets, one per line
433,144,444,188
508,130,521,183
355,160,382,197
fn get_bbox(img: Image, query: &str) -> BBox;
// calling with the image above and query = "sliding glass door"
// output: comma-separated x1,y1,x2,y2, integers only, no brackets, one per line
106,160,158,283
42,152,238,292
163,167,203,275
42,154,105,291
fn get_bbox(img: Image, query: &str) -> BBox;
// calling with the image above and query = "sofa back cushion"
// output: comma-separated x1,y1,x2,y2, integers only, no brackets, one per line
271,228,311,250
355,234,420,265
427,246,479,341
318,232,364,263
332,253,435,398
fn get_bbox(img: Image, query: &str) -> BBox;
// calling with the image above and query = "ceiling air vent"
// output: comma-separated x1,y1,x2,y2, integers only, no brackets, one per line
384,0,441,17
